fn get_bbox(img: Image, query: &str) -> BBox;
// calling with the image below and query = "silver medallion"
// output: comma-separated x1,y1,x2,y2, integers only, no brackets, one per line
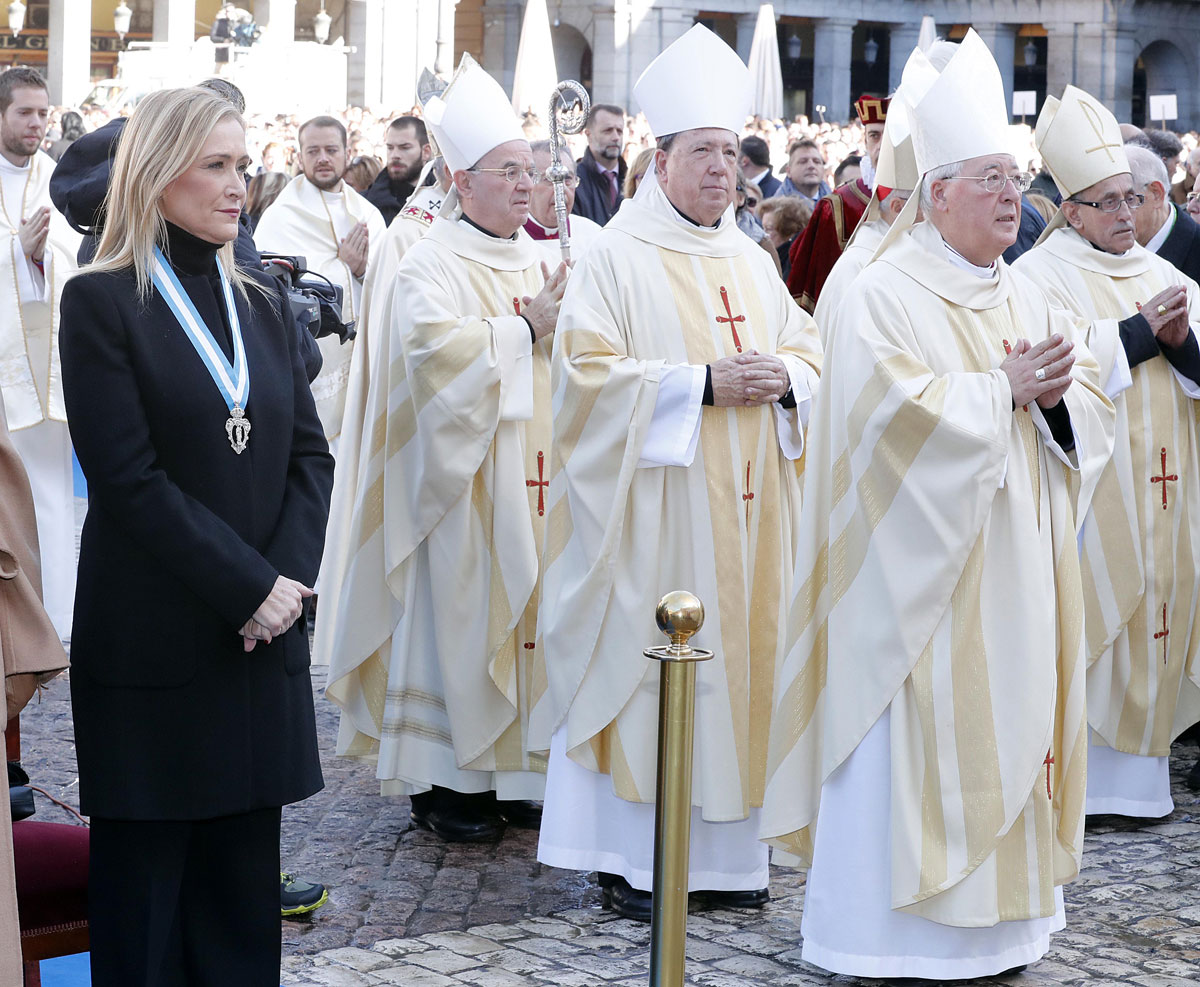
226,405,251,454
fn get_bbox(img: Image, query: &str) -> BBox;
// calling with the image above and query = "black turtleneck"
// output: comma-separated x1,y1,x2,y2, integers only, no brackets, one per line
161,221,235,359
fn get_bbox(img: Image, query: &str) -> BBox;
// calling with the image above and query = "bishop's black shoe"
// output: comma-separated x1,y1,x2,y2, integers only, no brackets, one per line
598,873,653,922
495,798,543,828
410,787,506,842
692,887,770,910
1186,757,1200,791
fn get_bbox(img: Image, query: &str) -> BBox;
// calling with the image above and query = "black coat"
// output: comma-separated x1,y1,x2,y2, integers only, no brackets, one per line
363,170,414,226
1157,204,1200,285
60,226,333,821
572,146,627,227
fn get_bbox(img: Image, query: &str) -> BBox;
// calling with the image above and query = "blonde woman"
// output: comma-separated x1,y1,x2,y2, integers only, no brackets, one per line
59,87,333,985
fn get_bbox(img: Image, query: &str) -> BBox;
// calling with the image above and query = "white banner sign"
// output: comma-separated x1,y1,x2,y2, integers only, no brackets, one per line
1012,90,1037,117
1149,93,1178,122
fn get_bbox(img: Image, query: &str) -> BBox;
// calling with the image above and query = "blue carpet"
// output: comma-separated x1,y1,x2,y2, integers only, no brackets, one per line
39,954,285,987
72,451,86,498
37,953,89,986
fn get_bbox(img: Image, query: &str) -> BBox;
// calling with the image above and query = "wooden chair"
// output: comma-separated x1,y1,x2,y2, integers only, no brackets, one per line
7,714,90,986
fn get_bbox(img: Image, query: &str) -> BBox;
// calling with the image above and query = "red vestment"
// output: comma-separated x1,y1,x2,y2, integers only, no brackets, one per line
785,178,872,313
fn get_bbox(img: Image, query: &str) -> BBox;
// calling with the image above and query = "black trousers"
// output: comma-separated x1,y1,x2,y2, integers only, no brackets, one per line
88,807,282,987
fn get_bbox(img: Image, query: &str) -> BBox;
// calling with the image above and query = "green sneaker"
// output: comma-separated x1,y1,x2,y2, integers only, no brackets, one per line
280,871,328,917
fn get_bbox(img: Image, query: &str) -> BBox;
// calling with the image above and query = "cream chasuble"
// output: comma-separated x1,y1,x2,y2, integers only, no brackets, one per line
315,186,443,642
761,220,1116,926
532,179,822,823
0,151,75,431
812,216,888,343
0,151,79,638
1014,228,1200,756
320,210,549,796
254,176,386,439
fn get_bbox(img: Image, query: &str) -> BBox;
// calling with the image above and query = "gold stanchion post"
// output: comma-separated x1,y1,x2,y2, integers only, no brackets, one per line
644,591,713,987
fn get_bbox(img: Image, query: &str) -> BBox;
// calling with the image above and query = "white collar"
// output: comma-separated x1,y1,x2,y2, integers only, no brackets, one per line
1146,206,1177,255
0,154,31,175
942,237,998,279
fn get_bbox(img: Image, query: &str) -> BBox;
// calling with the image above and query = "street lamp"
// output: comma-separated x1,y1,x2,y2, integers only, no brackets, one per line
1024,39,1038,68
113,1,132,41
786,32,802,61
313,1,331,44
864,35,879,68
7,0,24,38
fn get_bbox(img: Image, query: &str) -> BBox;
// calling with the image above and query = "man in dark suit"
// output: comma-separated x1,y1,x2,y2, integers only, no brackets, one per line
572,103,627,226
739,135,781,198
1128,143,1200,286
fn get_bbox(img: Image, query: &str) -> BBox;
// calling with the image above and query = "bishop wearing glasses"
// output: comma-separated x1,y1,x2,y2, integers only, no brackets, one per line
761,33,1114,979
320,54,568,842
1014,87,1200,818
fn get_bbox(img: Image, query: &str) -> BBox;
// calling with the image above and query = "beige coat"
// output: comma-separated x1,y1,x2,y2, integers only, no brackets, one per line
0,403,68,986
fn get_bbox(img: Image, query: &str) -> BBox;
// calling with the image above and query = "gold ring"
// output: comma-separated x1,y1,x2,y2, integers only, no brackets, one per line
1158,304,1167,315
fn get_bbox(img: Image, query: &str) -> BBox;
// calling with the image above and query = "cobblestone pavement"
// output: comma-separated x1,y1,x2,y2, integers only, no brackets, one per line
22,501,1200,986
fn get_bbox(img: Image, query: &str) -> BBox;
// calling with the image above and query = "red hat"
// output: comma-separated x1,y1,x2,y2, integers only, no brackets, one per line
854,94,890,125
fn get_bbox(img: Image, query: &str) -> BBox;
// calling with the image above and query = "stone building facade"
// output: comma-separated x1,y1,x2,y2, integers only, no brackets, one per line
14,1,1200,130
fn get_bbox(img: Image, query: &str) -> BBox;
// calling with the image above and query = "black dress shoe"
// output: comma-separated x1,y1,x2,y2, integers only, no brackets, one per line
410,787,506,842
693,887,769,909
495,798,543,828
1187,758,1200,792
599,874,653,922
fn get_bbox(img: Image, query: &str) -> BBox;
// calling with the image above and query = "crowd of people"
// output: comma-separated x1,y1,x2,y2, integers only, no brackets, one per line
3,20,1200,987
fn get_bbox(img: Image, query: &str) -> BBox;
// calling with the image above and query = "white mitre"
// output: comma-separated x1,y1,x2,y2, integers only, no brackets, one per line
872,30,1012,257
903,28,1012,176
1035,85,1129,198
424,53,526,173
634,24,751,137
875,99,918,192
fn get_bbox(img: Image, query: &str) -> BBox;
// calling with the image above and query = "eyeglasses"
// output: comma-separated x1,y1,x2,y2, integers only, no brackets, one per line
468,165,538,184
534,172,580,189
944,172,1035,194
745,197,760,208
1070,193,1145,213
1187,191,1200,204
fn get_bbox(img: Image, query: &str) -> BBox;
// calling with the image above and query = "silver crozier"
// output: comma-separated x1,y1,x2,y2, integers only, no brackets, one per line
546,80,590,264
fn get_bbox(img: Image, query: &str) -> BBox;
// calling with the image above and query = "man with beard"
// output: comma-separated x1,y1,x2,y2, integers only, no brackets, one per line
365,116,431,225
0,67,79,640
255,115,386,444
572,103,627,226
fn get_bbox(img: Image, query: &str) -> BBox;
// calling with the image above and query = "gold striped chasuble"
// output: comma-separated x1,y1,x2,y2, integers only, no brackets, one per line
533,178,822,822
761,220,1117,925
321,211,549,791
1014,227,1200,755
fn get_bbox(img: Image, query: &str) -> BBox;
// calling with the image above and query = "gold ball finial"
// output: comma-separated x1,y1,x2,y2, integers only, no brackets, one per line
655,591,704,652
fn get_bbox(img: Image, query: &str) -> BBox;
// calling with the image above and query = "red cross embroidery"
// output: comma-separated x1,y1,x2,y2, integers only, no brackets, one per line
1151,447,1177,511
523,642,535,651
1155,602,1170,665
716,286,745,353
526,450,548,516
1043,749,1055,799
742,460,755,526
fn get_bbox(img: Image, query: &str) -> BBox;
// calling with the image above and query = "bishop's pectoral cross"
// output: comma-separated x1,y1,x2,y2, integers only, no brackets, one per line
743,460,755,527
526,450,548,516
1151,447,1178,511
1155,602,1170,665
1043,749,1055,799
717,286,745,353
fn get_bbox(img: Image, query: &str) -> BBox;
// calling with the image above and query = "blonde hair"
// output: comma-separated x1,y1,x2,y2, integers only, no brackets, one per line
90,87,253,301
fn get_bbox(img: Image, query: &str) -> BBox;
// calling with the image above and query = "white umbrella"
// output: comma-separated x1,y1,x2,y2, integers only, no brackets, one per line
510,0,559,118
917,15,938,52
747,4,783,121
